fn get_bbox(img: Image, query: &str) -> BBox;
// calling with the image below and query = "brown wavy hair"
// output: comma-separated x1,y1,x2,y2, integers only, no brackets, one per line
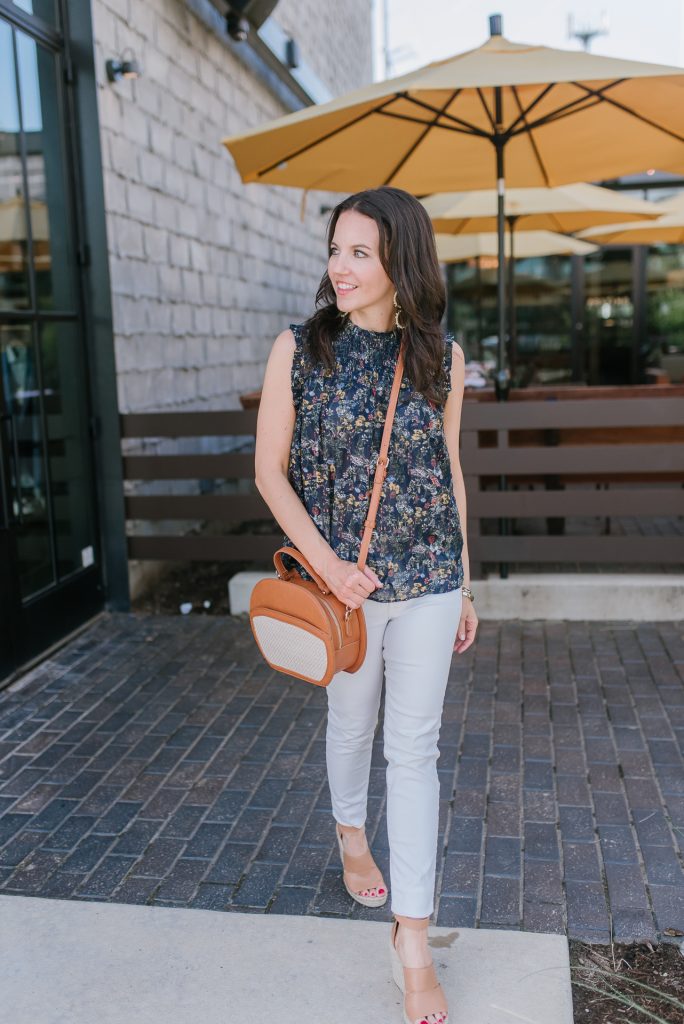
301,186,449,406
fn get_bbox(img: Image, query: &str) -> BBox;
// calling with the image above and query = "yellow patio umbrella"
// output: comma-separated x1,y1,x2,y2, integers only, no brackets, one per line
577,208,684,245
0,195,51,274
0,195,50,242
436,230,598,261
423,183,664,234
222,13,684,392
425,182,656,360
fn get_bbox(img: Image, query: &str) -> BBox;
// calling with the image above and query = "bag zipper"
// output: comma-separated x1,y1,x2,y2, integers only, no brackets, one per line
315,595,343,647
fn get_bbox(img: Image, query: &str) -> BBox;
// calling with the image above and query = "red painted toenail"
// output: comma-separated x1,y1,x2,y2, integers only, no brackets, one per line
379,888,385,894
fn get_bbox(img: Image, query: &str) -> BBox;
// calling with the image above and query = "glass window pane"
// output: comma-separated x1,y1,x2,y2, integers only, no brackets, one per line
16,29,77,312
11,1,58,29
449,254,574,388
585,249,635,386
1,322,55,597
646,244,684,384
510,254,573,388
0,21,31,312
40,322,97,579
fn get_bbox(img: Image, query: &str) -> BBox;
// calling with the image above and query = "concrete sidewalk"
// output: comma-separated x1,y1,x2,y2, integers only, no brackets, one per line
0,611,683,947
0,893,573,1024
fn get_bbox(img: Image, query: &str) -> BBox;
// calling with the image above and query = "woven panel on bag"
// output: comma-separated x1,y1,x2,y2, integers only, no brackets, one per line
252,616,328,681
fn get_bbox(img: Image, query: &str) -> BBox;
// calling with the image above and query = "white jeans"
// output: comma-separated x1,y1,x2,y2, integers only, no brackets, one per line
325,587,463,918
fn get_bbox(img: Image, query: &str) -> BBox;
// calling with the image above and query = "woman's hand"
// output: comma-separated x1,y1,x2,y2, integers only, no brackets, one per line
454,595,478,654
322,555,383,609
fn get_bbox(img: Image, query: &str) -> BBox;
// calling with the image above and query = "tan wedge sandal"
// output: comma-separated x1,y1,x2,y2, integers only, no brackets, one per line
389,915,448,1024
335,822,388,908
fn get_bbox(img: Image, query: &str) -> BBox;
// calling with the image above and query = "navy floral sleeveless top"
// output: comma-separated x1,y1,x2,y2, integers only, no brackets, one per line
280,316,464,602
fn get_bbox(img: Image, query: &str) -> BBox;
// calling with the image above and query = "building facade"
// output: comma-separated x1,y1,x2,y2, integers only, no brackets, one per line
0,0,374,681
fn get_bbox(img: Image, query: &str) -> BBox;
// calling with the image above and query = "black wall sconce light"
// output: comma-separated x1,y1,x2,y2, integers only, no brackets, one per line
285,37,299,69
106,48,143,83
226,12,249,40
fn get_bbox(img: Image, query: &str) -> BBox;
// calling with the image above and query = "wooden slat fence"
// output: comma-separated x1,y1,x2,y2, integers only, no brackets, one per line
120,396,684,577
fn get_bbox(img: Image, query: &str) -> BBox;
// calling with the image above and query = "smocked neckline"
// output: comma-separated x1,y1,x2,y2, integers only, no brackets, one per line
340,317,399,342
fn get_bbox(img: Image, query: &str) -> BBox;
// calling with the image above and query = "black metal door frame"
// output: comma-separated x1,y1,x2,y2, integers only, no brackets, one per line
0,0,128,684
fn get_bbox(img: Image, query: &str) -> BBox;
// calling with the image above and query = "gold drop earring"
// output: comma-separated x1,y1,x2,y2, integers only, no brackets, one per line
393,290,406,330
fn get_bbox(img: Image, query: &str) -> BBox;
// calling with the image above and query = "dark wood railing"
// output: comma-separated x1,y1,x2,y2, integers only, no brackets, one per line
120,410,277,562
120,393,684,578
461,395,684,577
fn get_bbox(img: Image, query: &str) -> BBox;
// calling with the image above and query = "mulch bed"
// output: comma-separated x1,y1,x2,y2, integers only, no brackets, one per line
132,562,684,1023
131,560,248,616
569,938,684,1023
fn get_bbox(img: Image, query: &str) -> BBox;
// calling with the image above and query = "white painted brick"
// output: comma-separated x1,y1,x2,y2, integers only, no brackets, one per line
108,255,137,296
137,334,165,370
153,191,178,228
149,120,173,159
138,150,164,191
163,162,187,201
211,307,231,337
102,169,127,215
126,182,155,223
94,0,373,419
131,261,158,299
188,240,209,273
184,337,206,369
192,303,210,335
173,368,199,403
201,274,219,305
143,225,168,263
168,234,191,268
177,202,199,237
112,294,145,336
115,216,145,258
119,100,149,148
164,337,188,368
146,300,172,333
180,269,202,304
108,135,138,179
158,265,182,299
171,303,193,336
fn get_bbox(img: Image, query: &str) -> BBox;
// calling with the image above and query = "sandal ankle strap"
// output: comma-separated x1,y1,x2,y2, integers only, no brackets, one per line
394,913,430,930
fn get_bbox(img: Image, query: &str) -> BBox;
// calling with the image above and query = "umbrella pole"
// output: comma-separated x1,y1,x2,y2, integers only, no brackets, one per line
494,132,509,401
494,94,510,579
507,215,518,380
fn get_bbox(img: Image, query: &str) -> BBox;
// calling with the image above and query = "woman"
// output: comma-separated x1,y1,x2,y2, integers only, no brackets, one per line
255,186,478,1024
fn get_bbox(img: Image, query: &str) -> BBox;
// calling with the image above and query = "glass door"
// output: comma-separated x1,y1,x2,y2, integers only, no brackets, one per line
1,5,103,678
584,248,636,385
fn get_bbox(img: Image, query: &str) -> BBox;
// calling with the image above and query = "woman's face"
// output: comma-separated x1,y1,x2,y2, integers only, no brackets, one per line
328,209,394,321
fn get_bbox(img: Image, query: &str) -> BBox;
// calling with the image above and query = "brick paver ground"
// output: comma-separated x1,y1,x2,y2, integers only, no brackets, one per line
1,612,683,945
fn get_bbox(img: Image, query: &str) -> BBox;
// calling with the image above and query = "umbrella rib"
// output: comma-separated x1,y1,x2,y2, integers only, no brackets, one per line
572,81,684,144
507,79,625,135
505,83,558,136
476,88,496,132
510,84,552,188
255,96,402,177
397,93,489,136
378,108,481,137
381,90,465,186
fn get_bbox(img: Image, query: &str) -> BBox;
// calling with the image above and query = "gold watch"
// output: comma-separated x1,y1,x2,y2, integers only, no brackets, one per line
461,585,474,603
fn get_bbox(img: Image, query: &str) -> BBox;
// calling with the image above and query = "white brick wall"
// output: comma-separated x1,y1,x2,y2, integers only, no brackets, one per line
92,0,374,415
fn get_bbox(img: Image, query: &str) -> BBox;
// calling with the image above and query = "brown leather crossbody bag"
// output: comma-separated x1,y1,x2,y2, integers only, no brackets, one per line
249,341,406,686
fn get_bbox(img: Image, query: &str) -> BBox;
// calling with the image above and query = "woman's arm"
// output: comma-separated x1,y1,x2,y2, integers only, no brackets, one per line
442,340,478,653
254,329,335,578
254,329,381,608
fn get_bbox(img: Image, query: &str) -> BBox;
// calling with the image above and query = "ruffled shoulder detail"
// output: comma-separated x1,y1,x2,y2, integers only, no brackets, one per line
441,332,455,398
288,322,307,408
